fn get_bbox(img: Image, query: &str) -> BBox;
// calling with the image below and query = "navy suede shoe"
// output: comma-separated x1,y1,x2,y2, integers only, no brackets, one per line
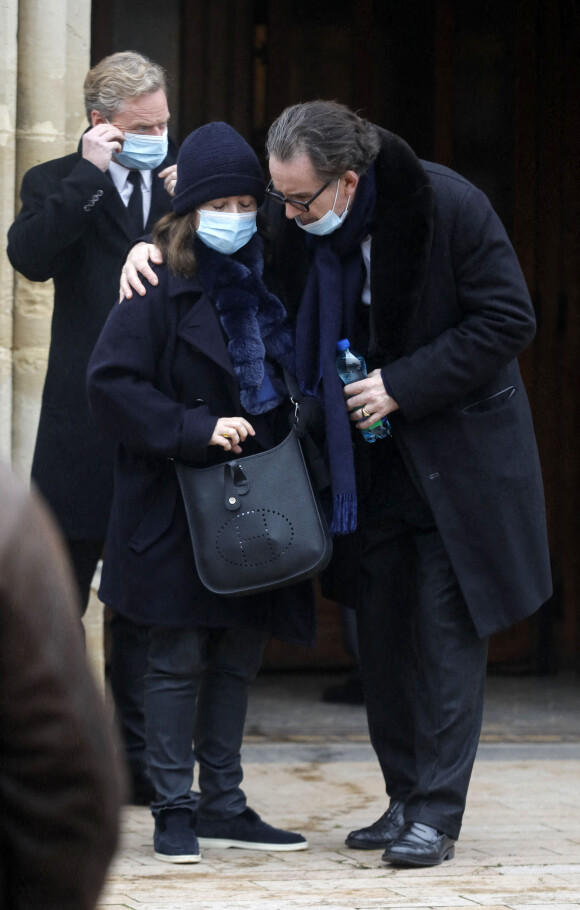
197,807,308,851
154,808,201,863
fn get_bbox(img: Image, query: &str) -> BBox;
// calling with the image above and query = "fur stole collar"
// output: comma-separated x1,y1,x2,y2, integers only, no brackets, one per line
194,234,295,415
366,128,434,365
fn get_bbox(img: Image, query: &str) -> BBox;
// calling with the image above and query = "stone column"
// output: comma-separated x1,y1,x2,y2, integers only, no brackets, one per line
0,0,18,462
66,0,91,153
11,0,91,480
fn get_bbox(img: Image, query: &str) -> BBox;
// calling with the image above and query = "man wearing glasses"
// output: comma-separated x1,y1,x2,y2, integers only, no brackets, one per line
265,176,333,217
119,100,552,866
262,100,551,867
7,50,178,807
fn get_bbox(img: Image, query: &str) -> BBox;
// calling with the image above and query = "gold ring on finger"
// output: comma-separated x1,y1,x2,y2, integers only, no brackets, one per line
361,405,371,418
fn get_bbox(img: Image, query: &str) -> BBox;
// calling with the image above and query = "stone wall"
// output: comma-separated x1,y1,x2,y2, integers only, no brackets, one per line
0,1,18,464
2,0,91,479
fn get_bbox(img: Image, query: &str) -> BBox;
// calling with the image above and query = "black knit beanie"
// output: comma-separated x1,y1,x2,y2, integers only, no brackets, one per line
172,122,265,215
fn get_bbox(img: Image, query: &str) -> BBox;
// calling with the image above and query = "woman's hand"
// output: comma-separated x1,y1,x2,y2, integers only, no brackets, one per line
119,242,163,300
210,417,255,453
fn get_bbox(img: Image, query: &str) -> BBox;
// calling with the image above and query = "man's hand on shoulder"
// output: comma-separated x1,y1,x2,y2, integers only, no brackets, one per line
82,123,125,172
120,242,163,300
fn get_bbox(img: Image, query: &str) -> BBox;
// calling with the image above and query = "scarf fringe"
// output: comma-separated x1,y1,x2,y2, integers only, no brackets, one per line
330,492,358,535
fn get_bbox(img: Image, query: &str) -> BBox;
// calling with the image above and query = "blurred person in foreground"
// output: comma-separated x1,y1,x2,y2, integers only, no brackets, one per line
0,460,122,910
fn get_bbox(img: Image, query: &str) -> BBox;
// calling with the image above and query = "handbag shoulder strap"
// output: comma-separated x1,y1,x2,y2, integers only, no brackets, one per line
282,368,302,427
282,368,301,402
282,368,330,494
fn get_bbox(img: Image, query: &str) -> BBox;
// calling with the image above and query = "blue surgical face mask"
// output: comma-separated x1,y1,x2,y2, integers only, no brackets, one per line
114,129,168,170
295,180,350,236
196,209,257,254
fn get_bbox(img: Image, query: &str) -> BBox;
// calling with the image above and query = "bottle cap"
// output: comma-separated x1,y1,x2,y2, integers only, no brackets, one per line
336,338,350,351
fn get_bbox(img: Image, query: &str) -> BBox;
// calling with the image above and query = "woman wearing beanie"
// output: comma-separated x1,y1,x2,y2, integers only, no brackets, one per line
87,122,313,863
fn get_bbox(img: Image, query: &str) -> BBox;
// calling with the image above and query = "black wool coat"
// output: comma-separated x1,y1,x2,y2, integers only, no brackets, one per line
263,127,552,639
7,136,178,539
86,267,316,645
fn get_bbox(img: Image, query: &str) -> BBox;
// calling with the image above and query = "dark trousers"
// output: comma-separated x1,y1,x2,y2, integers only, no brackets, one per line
355,439,488,840
146,624,267,817
67,538,149,784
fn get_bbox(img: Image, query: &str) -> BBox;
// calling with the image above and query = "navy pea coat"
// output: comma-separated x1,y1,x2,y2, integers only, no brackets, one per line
264,127,552,639
87,267,316,645
7,136,177,539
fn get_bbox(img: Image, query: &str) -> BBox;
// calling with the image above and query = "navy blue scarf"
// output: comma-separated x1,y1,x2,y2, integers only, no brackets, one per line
295,167,377,533
195,234,295,415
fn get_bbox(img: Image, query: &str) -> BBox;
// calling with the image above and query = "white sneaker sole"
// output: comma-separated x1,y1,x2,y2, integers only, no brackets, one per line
197,837,308,852
154,851,201,864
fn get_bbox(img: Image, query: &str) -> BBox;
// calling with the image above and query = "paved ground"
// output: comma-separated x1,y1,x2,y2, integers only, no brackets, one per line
95,669,580,910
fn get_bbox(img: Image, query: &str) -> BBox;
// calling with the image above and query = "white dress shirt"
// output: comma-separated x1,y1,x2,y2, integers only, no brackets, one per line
108,161,153,227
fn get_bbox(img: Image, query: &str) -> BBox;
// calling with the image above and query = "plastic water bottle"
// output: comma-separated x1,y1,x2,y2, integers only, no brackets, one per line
336,338,391,443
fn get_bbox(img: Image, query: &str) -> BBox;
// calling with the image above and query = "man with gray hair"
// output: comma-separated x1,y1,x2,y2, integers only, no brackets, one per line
7,50,178,805
263,100,551,867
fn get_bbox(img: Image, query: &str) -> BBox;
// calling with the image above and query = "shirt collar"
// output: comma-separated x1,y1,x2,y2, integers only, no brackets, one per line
108,160,153,193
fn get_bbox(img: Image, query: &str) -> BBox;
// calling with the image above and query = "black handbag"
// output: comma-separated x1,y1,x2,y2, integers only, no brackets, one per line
175,425,332,596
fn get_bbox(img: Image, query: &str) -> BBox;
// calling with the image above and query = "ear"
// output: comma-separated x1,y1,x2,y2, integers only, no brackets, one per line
343,170,359,199
90,109,107,127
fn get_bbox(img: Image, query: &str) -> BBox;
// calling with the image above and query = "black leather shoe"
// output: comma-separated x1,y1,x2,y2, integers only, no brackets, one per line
382,822,455,867
345,800,405,849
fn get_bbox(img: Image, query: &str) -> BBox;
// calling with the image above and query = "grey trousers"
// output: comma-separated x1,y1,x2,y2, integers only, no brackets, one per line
145,624,267,818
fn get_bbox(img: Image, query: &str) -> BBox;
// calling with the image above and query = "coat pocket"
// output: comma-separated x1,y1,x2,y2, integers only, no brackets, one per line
461,385,516,415
128,477,178,553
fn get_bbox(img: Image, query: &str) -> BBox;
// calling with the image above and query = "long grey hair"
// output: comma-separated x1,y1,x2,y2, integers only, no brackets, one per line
265,100,380,180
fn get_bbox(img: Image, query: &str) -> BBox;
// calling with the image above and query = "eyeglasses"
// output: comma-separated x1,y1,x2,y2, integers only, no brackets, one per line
266,178,333,213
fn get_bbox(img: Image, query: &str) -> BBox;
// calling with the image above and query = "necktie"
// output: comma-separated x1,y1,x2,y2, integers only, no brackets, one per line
126,170,144,234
